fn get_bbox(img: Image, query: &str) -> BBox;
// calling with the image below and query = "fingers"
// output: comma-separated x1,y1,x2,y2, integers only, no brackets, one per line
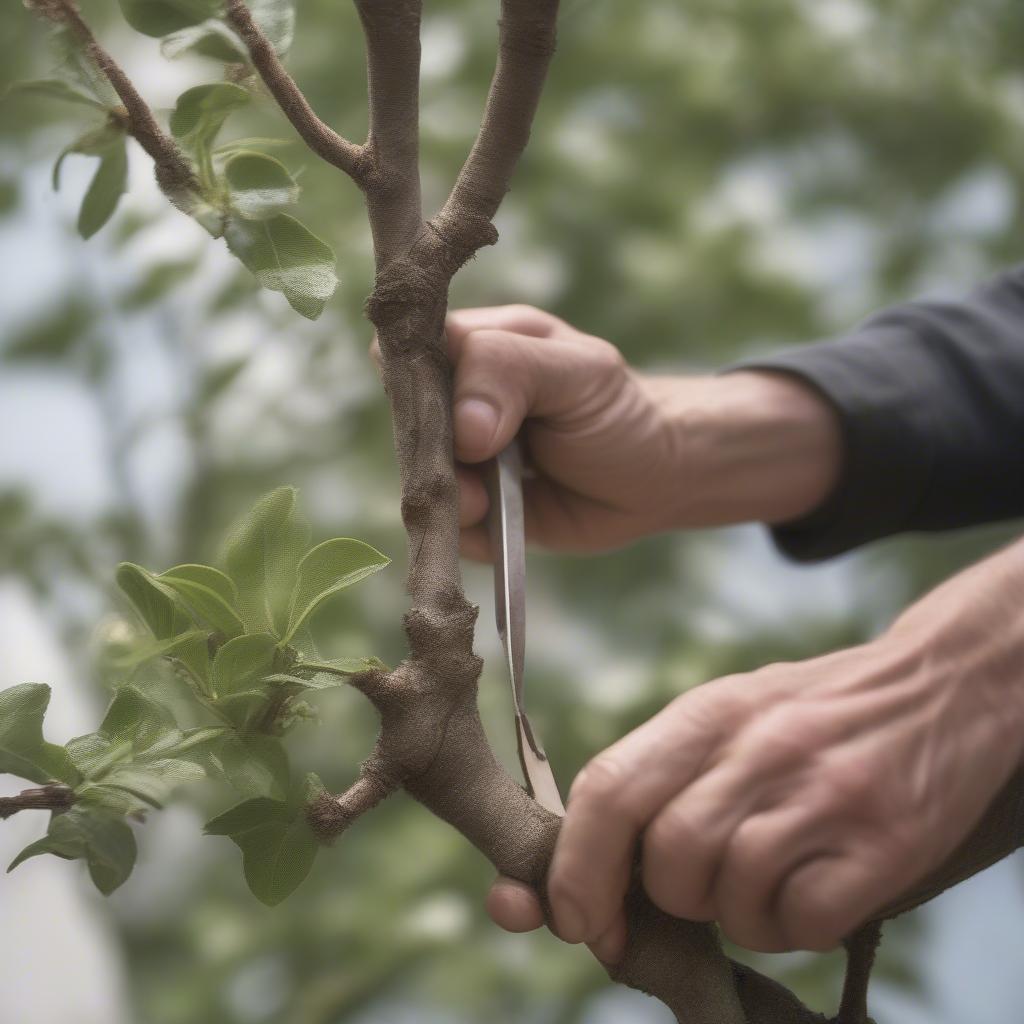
486,877,545,933
547,690,728,947
451,327,625,465
446,304,575,354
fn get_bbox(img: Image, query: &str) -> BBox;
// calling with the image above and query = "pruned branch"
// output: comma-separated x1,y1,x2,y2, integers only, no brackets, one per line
432,0,559,257
308,755,398,843
223,0,367,184
27,0,197,201
0,785,74,820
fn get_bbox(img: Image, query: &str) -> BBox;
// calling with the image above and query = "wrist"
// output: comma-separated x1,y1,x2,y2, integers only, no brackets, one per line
645,370,843,528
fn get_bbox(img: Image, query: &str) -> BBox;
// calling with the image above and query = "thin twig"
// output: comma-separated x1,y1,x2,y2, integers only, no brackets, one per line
28,0,197,199
0,785,74,820
307,757,398,842
223,0,366,182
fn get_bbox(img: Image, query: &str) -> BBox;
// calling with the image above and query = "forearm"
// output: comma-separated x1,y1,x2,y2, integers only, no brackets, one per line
645,370,843,529
736,265,1024,559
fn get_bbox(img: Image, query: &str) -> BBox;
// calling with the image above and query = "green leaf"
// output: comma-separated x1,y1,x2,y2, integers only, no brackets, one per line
204,795,317,905
116,562,189,640
210,734,289,799
101,758,206,807
65,733,126,778
118,0,222,38
52,125,124,191
170,82,249,155
225,151,299,220
289,656,386,689
161,0,293,61
99,686,176,751
224,213,338,320
8,807,137,895
161,20,247,62
6,78,108,110
223,487,309,635
283,539,389,644
146,726,227,759
213,690,270,731
211,633,278,698
158,564,245,637
214,137,296,156
0,684,79,786
77,137,128,239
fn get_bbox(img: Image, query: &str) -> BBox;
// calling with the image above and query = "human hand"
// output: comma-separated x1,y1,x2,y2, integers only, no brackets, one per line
446,305,842,559
487,539,1024,958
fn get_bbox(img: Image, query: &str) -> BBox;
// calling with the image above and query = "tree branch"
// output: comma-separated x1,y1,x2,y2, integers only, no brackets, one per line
432,0,558,258
308,755,398,843
352,0,425,261
27,0,197,202
223,0,367,183
0,785,74,820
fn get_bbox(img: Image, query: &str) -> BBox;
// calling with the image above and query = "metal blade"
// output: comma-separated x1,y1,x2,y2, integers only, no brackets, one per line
486,439,564,816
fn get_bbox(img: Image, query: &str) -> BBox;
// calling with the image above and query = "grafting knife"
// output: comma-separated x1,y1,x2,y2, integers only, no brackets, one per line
486,439,565,816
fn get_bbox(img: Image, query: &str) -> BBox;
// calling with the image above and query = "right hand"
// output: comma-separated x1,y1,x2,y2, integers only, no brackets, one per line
448,305,690,559
447,304,842,560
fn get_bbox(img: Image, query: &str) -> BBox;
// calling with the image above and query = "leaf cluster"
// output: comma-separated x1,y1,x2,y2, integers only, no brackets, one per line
0,487,388,904
8,0,338,319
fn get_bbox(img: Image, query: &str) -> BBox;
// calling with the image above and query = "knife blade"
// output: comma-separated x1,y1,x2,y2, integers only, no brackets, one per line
486,439,565,816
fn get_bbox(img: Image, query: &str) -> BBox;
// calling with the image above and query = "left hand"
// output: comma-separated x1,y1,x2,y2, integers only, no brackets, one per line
487,539,1024,961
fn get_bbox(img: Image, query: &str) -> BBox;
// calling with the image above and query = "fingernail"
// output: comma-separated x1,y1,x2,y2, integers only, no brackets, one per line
554,897,589,944
455,397,500,453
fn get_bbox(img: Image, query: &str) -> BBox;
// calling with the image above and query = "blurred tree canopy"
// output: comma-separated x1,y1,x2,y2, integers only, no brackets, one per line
1,1,1022,1022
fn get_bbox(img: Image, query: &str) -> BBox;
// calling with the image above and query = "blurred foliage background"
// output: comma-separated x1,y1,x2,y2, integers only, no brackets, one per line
1,0,1023,1022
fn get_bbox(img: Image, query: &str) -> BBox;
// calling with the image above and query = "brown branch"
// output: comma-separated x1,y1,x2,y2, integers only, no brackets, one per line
27,0,197,202
223,0,367,183
432,0,559,258
0,785,74,820
352,0,425,260
308,755,398,843
837,922,882,1024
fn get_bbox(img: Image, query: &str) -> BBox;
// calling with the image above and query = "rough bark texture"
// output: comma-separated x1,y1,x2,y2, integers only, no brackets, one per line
26,1,1024,1021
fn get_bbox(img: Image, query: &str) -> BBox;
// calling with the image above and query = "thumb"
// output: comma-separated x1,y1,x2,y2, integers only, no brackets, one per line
452,328,624,463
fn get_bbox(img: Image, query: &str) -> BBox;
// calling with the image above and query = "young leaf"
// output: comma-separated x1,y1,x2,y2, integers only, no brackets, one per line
6,79,108,110
170,82,250,155
0,684,79,786
99,686,176,751
225,151,299,220
8,807,137,896
248,0,295,56
157,564,245,637
214,689,271,732
77,137,128,240
209,734,289,799
101,758,206,808
118,0,222,38
283,539,389,644
161,20,247,63
288,656,386,690
116,562,189,639
222,487,309,635
224,213,338,320
204,795,318,906
211,633,278,698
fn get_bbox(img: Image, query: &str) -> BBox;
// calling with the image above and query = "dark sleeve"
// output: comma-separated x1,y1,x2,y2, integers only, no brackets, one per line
733,265,1024,561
